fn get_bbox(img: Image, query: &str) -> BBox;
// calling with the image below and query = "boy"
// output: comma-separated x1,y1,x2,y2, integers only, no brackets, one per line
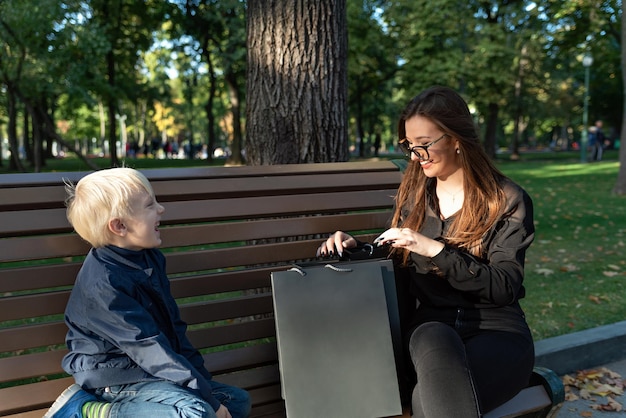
44,167,250,418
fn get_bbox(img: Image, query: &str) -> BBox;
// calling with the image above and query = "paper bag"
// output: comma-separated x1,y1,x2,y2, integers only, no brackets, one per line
271,259,403,418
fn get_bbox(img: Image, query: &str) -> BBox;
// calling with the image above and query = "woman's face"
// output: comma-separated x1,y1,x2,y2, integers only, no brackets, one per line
403,115,461,179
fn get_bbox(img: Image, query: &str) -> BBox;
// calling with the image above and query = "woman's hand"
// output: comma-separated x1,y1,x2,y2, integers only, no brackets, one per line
374,228,444,258
316,231,357,257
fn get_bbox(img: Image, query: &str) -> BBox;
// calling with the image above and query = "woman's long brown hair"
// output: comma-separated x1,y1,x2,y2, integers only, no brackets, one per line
391,86,507,263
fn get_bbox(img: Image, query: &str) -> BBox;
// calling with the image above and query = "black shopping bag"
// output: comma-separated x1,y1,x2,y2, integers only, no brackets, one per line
271,259,403,418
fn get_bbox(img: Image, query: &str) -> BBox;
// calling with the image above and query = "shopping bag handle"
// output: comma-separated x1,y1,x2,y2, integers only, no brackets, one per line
288,264,354,277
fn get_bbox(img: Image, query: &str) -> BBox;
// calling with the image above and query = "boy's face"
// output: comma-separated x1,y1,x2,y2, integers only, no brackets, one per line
116,190,165,251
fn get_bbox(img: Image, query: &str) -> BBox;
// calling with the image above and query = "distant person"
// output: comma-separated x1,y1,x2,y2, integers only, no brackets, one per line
318,86,535,417
44,167,250,418
589,120,605,161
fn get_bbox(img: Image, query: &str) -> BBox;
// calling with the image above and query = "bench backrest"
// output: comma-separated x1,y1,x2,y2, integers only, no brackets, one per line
0,160,403,416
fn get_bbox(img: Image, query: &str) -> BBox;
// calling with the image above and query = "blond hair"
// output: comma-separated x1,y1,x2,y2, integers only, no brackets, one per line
65,167,155,248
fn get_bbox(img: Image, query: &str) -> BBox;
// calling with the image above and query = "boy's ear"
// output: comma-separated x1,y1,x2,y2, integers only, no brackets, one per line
108,218,127,237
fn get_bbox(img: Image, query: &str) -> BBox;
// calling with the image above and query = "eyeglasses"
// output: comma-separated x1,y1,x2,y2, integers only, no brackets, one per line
398,133,449,161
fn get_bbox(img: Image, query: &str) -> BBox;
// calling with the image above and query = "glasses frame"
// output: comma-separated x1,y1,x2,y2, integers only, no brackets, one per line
398,133,449,161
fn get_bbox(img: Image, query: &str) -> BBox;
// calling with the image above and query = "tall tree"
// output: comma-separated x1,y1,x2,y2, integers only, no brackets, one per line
246,0,349,164
347,0,398,157
614,0,626,195
171,0,247,164
85,0,170,166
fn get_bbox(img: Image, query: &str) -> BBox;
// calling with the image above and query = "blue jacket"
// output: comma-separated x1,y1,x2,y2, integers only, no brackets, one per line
62,245,221,412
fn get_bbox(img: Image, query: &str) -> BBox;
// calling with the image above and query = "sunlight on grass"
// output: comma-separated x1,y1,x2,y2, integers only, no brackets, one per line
499,159,626,341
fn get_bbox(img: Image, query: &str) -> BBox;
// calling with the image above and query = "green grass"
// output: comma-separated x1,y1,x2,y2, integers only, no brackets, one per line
2,150,625,342
498,155,626,341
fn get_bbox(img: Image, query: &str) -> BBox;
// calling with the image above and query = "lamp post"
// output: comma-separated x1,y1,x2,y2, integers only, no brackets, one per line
581,54,593,163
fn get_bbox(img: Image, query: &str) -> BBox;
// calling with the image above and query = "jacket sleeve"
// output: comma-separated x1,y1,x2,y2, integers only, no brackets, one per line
426,184,534,306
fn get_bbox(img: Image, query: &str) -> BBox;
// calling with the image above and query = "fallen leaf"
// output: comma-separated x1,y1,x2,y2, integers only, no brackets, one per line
561,264,580,272
588,295,601,304
579,388,593,399
603,271,619,277
535,268,554,276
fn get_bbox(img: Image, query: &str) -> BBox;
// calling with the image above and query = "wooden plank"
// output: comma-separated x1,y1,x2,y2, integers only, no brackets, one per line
0,207,70,237
160,189,396,224
483,385,552,418
160,211,391,249
170,267,276,298
0,350,67,382
0,322,67,353
187,318,276,350
180,293,274,325
0,291,69,322
215,363,280,390
0,263,81,293
0,234,89,263
204,342,278,375
249,402,287,418
0,376,73,416
0,161,400,192
4,409,50,418
0,185,396,237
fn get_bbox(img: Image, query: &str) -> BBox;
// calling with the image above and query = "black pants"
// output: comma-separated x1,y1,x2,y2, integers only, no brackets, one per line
408,322,534,418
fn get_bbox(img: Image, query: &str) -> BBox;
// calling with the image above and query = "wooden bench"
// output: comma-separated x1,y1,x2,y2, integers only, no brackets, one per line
0,160,562,417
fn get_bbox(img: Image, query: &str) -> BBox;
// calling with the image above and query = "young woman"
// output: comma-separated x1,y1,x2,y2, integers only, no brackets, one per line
317,86,535,417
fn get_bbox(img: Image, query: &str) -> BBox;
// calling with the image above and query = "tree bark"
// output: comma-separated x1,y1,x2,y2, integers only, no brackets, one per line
6,85,25,172
484,102,499,159
613,0,626,195
246,0,349,165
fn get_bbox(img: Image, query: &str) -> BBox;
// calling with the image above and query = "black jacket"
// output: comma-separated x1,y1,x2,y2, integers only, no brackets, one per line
406,178,535,340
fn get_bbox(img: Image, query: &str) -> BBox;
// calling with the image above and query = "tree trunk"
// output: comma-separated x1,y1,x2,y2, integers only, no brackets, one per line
106,50,119,167
246,0,349,165
6,86,25,172
484,102,499,159
225,72,245,165
613,0,626,195
204,52,217,163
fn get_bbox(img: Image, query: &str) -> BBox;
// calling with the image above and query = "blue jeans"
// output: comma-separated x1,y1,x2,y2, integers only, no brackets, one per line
94,380,251,418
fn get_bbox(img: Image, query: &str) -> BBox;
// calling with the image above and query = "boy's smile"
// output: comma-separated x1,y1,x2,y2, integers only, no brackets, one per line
113,191,165,250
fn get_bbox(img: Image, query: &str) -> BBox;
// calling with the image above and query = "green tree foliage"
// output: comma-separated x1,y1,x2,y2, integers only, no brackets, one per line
347,0,399,157
0,0,624,173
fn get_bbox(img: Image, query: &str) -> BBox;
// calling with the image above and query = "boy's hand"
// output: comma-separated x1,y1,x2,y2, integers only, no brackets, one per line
216,404,232,418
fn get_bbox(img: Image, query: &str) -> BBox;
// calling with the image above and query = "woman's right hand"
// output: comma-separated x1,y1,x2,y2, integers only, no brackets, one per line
316,231,357,257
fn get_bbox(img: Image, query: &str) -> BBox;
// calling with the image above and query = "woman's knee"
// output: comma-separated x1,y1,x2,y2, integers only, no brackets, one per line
408,322,462,359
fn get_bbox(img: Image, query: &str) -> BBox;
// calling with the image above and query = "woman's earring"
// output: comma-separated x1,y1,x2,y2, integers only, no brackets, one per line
456,149,460,154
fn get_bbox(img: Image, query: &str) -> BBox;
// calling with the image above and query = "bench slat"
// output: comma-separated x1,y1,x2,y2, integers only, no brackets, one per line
160,189,396,225
483,385,552,418
181,294,274,325
187,318,277,349
0,349,67,382
161,211,391,248
204,342,279,375
0,376,73,416
0,321,67,353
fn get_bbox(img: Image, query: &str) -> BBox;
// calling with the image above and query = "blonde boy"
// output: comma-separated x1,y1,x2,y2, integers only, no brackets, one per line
45,168,250,418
